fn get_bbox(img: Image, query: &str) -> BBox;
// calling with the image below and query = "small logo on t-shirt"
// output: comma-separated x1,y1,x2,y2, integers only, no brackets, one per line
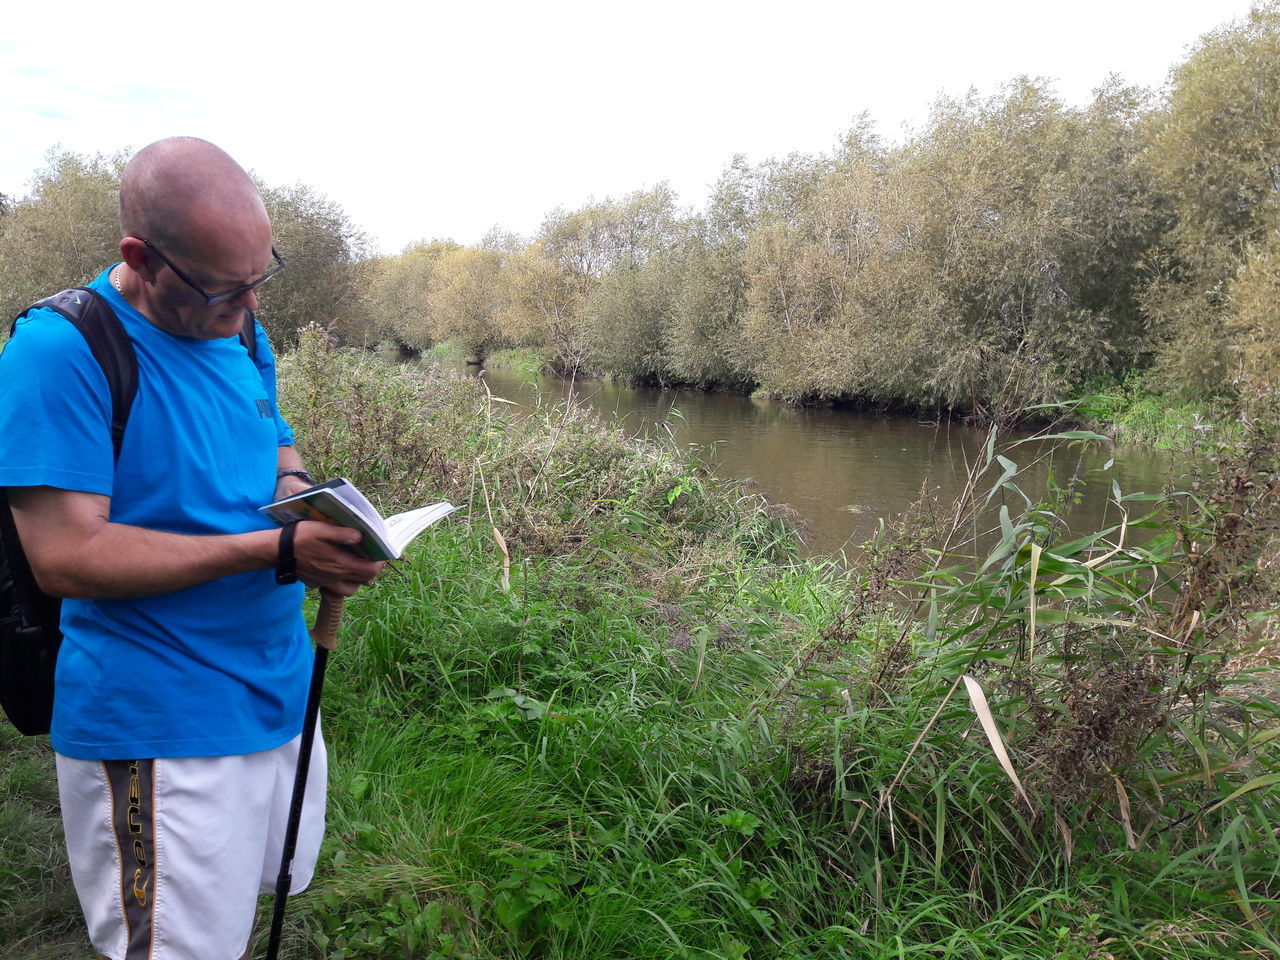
255,399,272,418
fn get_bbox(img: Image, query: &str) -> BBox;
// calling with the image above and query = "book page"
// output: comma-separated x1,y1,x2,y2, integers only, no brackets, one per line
382,502,460,555
324,480,385,533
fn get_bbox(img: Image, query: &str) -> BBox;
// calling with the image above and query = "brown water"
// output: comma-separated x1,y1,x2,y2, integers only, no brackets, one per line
441,362,1173,557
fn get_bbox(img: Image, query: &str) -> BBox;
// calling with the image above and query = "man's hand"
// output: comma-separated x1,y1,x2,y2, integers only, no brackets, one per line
291,522,385,597
272,472,314,502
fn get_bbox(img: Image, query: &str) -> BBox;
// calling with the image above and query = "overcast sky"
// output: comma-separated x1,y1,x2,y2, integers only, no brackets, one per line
0,0,1259,255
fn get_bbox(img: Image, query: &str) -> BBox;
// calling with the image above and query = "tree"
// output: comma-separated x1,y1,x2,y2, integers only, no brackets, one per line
877,79,1161,417
361,240,462,350
1224,215,1280,391
256,182,369,345
425,246,505,363
665,159,759,388
505,186,683,376
498,243,587,374
583,250,679,381
577,186,683,380
892,80,1087,414
1141,2,1280,397
0,149,124,322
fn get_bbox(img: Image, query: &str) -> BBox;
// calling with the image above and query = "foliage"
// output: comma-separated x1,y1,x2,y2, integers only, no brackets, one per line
0,726,81,958
1222,216,1280,393
527,185,683,376
0,149,124,325
1141,2,1280,397
329,5,1275,428
3,345,1278,958
350,66,1183,423
766,421,1280,957
256,181,370,346
496,243,589,376
482,346,548,377
277,326,796,565
581,250,679,382
425,246,506,363
1073,369,1212,446
363,240,464,351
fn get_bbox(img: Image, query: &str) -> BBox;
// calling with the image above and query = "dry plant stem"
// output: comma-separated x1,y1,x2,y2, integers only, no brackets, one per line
527,368,578,498
873,446,988,689
475,458,511,591
877,674,964,813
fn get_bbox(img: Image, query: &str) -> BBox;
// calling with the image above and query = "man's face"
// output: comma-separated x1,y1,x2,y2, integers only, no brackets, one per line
147,237,276,340
134,201,276,340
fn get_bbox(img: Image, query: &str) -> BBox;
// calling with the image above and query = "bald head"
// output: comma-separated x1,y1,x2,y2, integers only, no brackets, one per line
119,137,270,257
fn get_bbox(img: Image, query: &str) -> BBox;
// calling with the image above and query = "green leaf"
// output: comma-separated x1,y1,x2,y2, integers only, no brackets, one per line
350,774,370,802
716,809,762,836
1203,774,1280,817
1011,429,1110,444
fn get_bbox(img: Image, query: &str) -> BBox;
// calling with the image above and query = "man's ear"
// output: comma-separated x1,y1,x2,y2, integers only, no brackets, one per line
119,237,157,281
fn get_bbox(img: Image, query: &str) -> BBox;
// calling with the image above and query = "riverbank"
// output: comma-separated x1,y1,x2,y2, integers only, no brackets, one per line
393,348,1176,558
3,332,1275,958
438,343,1219,449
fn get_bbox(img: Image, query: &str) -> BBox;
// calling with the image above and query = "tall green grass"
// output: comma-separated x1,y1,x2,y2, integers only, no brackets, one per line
1072,371,1212,447
2,329,1275,958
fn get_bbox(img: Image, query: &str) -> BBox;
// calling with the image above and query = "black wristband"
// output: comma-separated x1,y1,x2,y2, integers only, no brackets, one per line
276,521,300,586
277,469,315,486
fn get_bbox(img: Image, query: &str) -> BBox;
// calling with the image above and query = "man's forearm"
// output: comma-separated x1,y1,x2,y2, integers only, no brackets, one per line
274,445,313,499
8,484,383,600
13,503,277,599
24,449,312,598
277,444,306,476
8,486,276,598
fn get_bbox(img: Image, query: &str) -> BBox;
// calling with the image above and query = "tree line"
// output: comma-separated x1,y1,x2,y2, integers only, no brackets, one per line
0,152,369,347
2,4,1277,421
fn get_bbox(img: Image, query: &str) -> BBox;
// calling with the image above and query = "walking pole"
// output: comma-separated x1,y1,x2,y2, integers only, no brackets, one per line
265,589,344,960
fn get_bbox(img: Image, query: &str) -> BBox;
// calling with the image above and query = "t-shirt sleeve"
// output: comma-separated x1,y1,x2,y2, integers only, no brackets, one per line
249,318,295,447
0,310,115,495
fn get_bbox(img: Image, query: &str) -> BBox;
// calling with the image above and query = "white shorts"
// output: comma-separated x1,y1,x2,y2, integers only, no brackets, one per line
56,730,327,960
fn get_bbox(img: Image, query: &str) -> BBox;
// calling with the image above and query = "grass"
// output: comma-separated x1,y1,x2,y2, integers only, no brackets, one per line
1071,371,1213,447
483,347,550,379
2,329,1277,958
416,341,471,364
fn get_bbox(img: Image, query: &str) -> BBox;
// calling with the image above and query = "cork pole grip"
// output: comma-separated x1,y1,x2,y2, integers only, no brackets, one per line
311,590,345,650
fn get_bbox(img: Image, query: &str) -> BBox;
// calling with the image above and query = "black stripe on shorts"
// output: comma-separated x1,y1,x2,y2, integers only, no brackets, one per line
103,758,156,958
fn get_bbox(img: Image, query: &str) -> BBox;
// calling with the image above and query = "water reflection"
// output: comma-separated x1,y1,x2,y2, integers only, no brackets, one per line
422,359,1173,557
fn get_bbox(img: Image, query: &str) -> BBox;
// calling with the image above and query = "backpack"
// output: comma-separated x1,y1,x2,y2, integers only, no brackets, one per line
0,287,258,735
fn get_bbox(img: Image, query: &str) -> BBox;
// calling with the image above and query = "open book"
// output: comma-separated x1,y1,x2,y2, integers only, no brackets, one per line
260,478,459,562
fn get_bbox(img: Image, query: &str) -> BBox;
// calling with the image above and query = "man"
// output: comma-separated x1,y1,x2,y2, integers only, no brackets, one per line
0,138,381,959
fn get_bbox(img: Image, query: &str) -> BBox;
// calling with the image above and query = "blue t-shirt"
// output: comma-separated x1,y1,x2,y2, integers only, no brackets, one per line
0,267,311,760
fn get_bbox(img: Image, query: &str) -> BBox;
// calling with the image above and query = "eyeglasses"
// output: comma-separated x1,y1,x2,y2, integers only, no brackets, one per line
142,238,286,305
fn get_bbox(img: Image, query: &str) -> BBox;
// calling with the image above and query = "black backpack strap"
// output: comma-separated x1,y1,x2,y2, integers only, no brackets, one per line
17,288,137,461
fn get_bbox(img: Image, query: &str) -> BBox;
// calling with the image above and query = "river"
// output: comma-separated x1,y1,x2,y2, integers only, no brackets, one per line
431,360,1172,557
